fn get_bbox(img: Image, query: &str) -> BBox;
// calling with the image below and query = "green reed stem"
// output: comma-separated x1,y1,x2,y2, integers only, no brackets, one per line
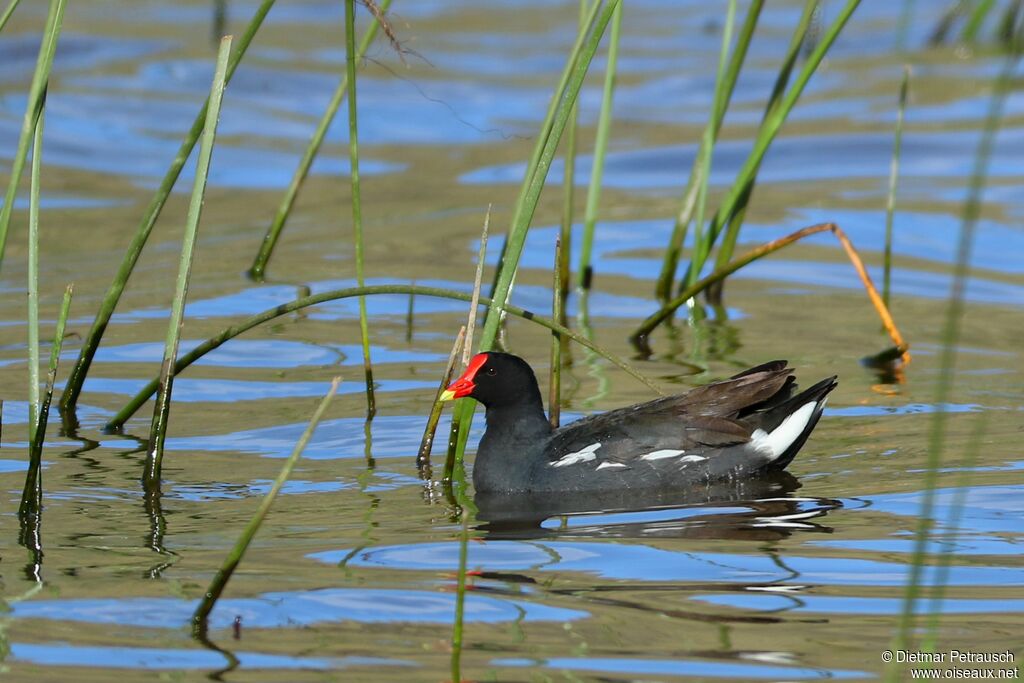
886,43,1017,681
249,0,392,280
928,1,963,45
576,0,622,291
26,105,43,445
20,285,72,517
549,238,564,428
504,0,607,270
192,377,341,635
405,285,414,341
21,105,48,518
418,326,465,470
488,0,616,322
997,0,1024,46
0,0,22,33
0,0,65,270
450,505,471,683
705,0,817,302
144,36,232,490
452,0,622,462
59,0,275,414
962,0,996,42
577,287,611,408
654,0,764,302
443,407,463,483
883,66,910,309
558,0,586,324
105,284,661,432
686,0,738,292
345,0,376,418
685,0,860,296
921,411,989,653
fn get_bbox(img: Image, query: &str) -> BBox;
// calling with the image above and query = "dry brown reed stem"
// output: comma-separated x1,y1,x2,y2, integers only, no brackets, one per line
633,223,910,365
443,210,491,481
463,206,490,365
826,224,910,364
418,325,466,470
549,237,564,429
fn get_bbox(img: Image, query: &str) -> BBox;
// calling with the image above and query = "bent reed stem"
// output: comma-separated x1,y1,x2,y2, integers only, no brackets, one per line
104,284,662,432
418,326,466,471
632,223,909,363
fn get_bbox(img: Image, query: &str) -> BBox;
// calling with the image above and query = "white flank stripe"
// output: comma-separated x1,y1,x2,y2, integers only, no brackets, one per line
641,449,685,461
551,443,601,467
740,651,799,666
596,461,627,470
678,455,707,463
749,401,817,460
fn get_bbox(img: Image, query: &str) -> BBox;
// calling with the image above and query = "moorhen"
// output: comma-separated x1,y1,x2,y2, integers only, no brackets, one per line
440,352,837,494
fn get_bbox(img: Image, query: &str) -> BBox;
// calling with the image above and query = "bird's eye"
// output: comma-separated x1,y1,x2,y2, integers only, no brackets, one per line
486,367,497,376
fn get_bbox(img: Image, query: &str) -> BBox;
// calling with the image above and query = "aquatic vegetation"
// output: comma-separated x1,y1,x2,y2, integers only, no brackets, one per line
1,1,1020,680
344,0,376,419
192,377,341,636
57,0,278,414
0,0,64,267
145,36,232,489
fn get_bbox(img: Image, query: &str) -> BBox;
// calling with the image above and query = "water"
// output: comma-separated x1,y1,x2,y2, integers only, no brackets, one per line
2,1,1023,680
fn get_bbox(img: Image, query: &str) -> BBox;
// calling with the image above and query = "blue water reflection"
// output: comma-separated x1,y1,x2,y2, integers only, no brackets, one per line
311,540,1024,586
12,587,587,628
10,643,409,671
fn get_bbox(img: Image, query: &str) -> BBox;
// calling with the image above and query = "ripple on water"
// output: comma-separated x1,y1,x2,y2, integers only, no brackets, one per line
813,485,1024,556
1,88,404,188
309,539,1024,587
74,377,434,402
11,587,587,629
0,33,171,83
697,593,1024,615
9,643,410,671
67,338,444,369
494,655,869,680
69,61,545,146
165,414,482,460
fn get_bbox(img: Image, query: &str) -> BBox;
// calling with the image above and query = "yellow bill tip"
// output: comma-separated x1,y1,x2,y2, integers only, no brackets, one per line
438,388,457,402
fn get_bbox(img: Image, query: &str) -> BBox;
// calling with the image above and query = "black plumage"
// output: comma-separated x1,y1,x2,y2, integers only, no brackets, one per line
442,352,837,494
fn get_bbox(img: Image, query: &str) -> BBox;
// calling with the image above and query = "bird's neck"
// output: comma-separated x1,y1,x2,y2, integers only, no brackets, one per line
483,399,553,443
473,398,552,493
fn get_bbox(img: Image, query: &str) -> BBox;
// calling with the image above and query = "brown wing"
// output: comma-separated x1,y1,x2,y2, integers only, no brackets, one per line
545,363,796,462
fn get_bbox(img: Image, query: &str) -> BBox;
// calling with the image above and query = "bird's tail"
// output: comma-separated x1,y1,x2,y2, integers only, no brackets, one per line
753,375,838,470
